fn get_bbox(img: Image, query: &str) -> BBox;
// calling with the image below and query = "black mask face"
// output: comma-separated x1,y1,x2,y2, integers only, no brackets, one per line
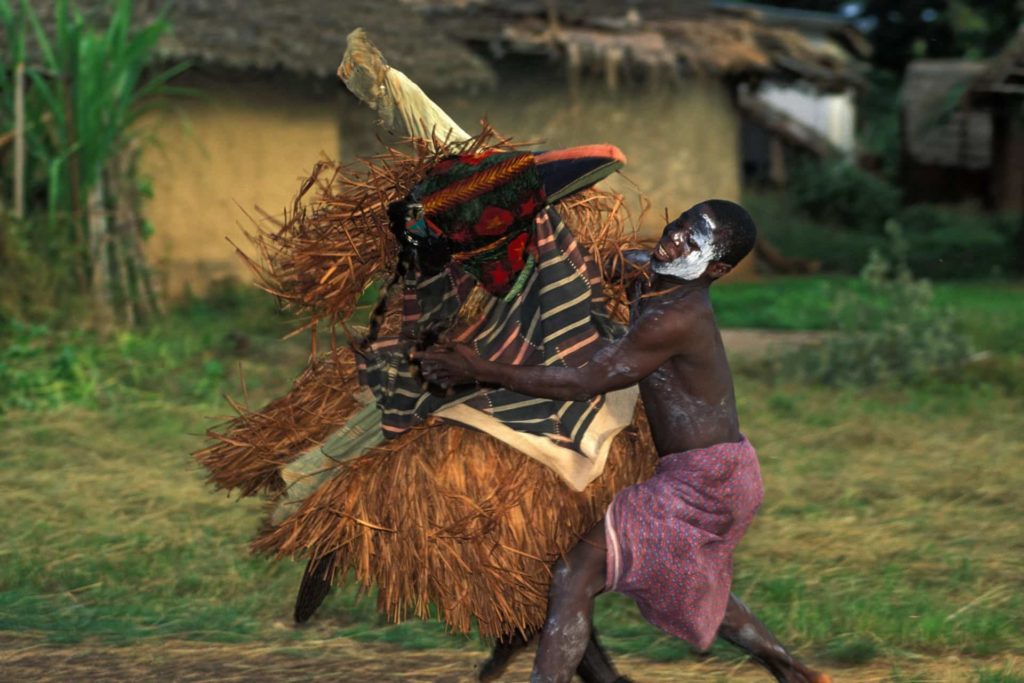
387,199,451,277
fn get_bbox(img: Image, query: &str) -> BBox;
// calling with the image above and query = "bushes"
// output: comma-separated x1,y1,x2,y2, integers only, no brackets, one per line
753,158,1023,279
897,204,1021,278
0,320,100,410
789,159,902,235
742,190,886,274
0,281,294,412
787,223,971,386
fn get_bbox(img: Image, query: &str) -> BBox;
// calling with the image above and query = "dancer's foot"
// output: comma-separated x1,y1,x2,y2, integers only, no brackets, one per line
477,633,531,682
477,650,515,682
770,658,831,683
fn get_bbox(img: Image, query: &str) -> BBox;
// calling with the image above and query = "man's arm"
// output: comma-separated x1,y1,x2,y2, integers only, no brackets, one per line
416,304,696,401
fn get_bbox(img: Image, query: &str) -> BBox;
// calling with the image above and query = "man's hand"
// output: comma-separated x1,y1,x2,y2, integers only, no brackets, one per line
414,342,482,389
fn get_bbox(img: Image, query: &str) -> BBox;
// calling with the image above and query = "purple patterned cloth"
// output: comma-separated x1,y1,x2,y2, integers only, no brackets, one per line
604,437,764,650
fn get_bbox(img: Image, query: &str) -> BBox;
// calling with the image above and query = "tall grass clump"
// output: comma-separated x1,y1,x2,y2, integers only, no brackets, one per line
0,0,188,327
789,221,970,386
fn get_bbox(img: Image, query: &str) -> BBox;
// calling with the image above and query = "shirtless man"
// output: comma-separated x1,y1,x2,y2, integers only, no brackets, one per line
418,200,829,683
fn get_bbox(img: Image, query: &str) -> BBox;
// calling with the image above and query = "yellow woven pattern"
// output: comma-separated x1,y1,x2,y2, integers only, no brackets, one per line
421,153,535,216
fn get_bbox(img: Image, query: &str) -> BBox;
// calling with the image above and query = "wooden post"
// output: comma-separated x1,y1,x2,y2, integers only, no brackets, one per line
13,61,25,219
107,163,135,327
88,169,114,331
768,135,788,186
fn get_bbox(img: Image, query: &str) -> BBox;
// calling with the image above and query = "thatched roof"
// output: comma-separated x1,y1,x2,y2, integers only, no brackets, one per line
18,0,496,91
405,0,710,22
970,25,1024,98
902,59,991,169
412,0,864,92
711,0,872,60
13,0,862,92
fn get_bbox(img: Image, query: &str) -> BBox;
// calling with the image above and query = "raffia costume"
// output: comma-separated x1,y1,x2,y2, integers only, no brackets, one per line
195,31,659,639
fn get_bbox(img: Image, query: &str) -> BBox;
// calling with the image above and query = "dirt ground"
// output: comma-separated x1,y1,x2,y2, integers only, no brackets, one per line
720,329,825,359
1,634,1021,683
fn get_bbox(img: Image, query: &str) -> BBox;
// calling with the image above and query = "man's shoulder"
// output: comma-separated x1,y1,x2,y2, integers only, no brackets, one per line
635,290,716,339
665,290,716,325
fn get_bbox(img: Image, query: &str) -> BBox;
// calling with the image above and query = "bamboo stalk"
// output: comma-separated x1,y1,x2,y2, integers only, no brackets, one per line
13,61,25,219
87,170,114,330
107,163,136,327
124,152,163,319
63,74,88,290
112,152,143,324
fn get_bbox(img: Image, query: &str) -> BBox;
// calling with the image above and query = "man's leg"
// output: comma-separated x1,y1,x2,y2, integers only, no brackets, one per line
717,594,831,683
479,629,630,683
478,631,530,682
576,629,632,683
531,522,608,683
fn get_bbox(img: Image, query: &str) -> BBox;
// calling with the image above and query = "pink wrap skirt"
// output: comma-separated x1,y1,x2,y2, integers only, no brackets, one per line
604,436,764,650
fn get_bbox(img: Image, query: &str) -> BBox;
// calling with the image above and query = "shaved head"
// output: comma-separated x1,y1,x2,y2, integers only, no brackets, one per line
701,200,757,268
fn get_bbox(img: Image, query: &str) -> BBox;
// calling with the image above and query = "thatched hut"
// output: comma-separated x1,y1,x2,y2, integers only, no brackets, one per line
721,1,869,185
967,25,1024,213
902,27,1024,213
123,0,494,296
19,0,861,292
901,58,993,205
358,0,864,262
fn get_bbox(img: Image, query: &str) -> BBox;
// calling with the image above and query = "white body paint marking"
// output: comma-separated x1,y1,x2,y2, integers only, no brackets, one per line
560,612,589,665
652,211,722,281
739,623,760,644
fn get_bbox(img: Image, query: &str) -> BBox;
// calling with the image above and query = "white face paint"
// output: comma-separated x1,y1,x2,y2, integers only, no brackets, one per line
651,210,722,281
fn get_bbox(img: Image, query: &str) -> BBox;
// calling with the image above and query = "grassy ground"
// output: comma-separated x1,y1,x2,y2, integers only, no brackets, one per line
1,282,1022,678
712,277,1024,354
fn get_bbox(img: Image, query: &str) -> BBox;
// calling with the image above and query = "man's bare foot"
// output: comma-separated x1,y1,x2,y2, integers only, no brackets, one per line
478,629,632,683
771,659,831,683
477,634,530,682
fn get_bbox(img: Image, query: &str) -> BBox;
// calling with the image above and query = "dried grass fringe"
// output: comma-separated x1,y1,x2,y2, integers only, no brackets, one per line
196,128,657,638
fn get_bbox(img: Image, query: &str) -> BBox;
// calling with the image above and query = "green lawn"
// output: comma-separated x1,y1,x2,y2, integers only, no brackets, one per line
712,276,1024,353
1,281,1022,671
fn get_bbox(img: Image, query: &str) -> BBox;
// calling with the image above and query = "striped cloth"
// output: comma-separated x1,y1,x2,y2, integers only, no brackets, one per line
356,208,626,454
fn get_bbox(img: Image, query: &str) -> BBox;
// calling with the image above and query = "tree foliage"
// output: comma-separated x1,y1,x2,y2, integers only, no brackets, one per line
743,0,1022,73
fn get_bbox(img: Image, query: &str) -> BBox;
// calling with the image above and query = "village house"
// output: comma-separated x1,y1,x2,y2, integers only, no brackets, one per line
901,26,1024,211
901,58,993,206
47,0,861,293
967,25,1024,214
716,0,870,185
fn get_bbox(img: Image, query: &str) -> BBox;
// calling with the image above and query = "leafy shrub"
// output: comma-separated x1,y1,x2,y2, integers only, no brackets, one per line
0,281,293,412
743,190,886,273
897,204,1022,278
789,222,971,386
789,159,902,234
747,186,1022,279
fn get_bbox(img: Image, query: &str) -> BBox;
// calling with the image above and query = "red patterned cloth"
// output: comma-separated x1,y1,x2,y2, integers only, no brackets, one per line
604,437,764,650
408,151,546,297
